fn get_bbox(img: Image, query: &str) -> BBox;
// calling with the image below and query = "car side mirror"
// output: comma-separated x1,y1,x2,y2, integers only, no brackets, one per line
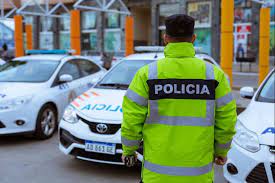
240,87,254,99
59,74,73,83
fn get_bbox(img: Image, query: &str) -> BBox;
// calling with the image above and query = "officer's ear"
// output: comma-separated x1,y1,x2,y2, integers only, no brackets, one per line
191,34,196,44
163,33,169,46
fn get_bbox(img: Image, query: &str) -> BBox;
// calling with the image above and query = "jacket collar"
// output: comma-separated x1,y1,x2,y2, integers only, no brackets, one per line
164,42,195,58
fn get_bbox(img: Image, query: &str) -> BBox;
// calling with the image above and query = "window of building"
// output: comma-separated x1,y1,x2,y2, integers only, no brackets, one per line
104,29,121,52
186,1,212,55
39,16,54,50
104,13,123,52
82,11,97,29
159,3,180,27
158,3,180,46
59,13,70,50
81,11,98,52
60,13,70,31
106,12,120,28
0,22,14,49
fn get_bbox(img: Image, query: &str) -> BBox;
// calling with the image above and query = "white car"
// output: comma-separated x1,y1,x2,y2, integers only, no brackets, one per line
224,68,275,183
0,52,105,139
0,58,6,65
59,52,225,165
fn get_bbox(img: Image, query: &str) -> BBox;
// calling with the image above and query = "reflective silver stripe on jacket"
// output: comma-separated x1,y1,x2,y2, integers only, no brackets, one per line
144,160,213,176
146,61,215,126
125,88,148,107
216,92,234,108
121,137,141,147
215,140,232,149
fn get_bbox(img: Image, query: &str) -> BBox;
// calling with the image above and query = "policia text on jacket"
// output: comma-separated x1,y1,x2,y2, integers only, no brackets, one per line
121,14,237,183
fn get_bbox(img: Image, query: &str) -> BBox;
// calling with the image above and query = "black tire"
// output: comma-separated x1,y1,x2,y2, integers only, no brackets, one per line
35,104,57,140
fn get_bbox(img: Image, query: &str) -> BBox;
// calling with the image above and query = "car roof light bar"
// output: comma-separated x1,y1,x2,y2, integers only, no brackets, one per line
26,49,75,55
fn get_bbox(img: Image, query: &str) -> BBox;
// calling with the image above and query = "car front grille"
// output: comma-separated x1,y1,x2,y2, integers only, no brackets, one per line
271,163,275,181
246,163,269,183
78,115,121,135
0,121,5,128
70,148,122,163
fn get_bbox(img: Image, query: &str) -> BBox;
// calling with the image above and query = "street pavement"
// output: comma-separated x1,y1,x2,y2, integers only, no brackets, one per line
233,72,258,89
0,69,257,183
0,134,227,183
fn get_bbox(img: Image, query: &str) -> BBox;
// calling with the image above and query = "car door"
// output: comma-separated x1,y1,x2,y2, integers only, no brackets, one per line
51,60,82,116
73,59,104,94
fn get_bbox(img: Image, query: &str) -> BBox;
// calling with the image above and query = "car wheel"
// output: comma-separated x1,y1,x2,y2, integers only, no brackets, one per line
35,104,57,139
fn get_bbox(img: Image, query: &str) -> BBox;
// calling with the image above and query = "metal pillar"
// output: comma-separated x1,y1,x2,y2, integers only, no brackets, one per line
53,17,59,49
251,2,261,63
25,24,33,50
151,3,158,46
220,0,234,86
33,16,40,49
14,15,24,57
258,7,270,84
99,11,105,53
125,16,134,56
70,10,81,55
211,0,221,62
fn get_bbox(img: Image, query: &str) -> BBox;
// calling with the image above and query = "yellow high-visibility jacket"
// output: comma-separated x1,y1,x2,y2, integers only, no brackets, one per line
122,42,237,183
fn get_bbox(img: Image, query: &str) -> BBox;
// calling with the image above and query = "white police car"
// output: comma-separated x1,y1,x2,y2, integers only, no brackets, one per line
0,50,105,139
224,68,275,183
59,49,224,165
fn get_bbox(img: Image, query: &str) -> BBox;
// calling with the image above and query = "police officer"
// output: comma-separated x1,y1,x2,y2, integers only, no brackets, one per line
121,14,237,183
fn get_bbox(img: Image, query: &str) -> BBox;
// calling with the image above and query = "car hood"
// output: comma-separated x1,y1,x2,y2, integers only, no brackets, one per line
0,82,45,100
74,88,126,123
239,101,275,146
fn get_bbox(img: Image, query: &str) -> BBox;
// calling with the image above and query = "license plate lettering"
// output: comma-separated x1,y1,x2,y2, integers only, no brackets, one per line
85,141,115,155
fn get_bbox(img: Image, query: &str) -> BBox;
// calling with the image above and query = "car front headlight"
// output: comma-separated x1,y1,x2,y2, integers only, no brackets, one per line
63,105,79,124
233,120,260,153
0,96,32,111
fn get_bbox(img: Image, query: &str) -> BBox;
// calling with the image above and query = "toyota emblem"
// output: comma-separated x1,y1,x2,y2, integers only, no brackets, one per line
96,123,108,134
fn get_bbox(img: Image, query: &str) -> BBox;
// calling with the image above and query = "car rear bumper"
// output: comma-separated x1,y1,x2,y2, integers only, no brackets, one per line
223,142,275,183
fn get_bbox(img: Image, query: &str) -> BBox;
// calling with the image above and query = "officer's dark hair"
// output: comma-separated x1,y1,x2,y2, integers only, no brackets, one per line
165,14,195,42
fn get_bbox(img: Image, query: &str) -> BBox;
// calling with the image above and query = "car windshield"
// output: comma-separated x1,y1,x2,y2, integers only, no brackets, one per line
96,60,154,89
0,60,60,83
257,71,275,103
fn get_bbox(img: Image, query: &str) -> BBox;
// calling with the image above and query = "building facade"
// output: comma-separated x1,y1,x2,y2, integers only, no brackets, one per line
1,0,274,60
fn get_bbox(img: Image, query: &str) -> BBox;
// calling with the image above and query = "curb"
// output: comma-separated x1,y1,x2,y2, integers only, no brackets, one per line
232,86,241,90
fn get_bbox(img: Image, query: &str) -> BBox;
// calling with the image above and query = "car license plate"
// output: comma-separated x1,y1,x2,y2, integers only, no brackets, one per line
85,141,116,155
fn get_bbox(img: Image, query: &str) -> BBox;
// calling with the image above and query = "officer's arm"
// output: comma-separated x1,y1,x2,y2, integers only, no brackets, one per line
214,69,237,157
122,67,148,156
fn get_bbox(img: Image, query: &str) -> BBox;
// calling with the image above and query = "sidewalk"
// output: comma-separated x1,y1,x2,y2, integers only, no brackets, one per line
232,60,275,89
232,89,251,114
232,72,258,90
231,64,260,113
